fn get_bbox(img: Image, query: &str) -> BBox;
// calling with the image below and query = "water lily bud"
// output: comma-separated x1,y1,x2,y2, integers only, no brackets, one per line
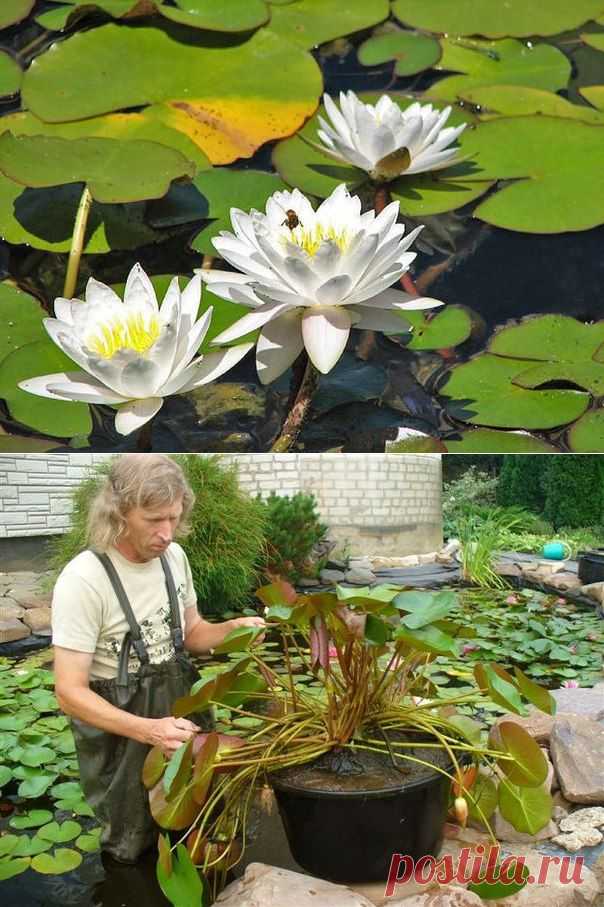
454,796,469,827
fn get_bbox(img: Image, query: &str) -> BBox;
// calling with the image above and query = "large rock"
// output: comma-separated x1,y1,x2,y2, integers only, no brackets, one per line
216,864,375,906
320,569,347,584
10,592,52,609
550,716,604,803
550,688,604,722
388,886,483,907
489,844,601,907
551,828,603,851
344,568,376,586
21,608,52,633
580,582,604,605
0,603,25,621
0,619,31,642
546,573,583,592
559,807,604,833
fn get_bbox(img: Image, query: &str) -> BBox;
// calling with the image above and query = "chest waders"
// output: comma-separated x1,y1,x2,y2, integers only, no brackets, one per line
70,551,214,864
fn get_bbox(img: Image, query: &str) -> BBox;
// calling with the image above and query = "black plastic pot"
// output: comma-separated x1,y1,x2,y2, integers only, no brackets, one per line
271,765,451,883
577,549,604,585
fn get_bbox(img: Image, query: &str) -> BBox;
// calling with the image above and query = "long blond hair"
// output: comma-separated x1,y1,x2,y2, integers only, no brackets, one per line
86,454,195,552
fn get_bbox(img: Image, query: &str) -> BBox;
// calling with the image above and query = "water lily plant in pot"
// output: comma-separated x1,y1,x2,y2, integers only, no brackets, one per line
143,581,556,905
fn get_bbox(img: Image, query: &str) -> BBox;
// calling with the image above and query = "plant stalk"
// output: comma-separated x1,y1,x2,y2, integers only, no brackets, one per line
63,185,93,299
271,354,319,452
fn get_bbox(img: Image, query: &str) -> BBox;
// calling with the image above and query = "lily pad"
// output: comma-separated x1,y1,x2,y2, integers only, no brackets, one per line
445,429,557,452
0,282,45,367
404,305,474,349
22,24,322,165
75,831,101,853
0,0,34,29
0,435,57,452
190,169,288,254
159,0,269,31
0,340,92,438
0,176,167,253
582,32,604,52
31,848,82,874
430,37,571,102
358,30,441,76
17,771,58,799
9,809,53,829
0,858,30,881
38,820,82,844
0,765,12,787
459,116,604,233
0,52,21,98
440,354,589,429
391,0,604,38
581,85,604,110
0,134,195,205
567,411,604,452
460,85,604,124
489,315,604,395
11,835,53,857
268,0,389,50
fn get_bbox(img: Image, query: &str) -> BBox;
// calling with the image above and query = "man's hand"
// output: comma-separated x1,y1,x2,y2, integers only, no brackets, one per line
146,716,198,757
230,615,266,644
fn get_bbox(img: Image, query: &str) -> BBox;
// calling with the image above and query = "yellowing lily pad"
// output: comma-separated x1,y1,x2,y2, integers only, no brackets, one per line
22,24,322,165
444,429,557,452
429,37,571,102
392,0,604,38
567,411,604,451
0,0,34,29
581,86,604,110
459,116,604,233
459,85,604,124
358,30,441,76
0,52,21,98
582,32,604,52
268,0,390,50
0,857,30,881
0,134,195,204
0,340,92,438
440,354,589,429
31,848,82,874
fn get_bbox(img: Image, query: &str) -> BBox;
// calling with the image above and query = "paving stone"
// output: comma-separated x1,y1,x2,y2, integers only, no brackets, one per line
550,716,604,804
21,608,51,633
0,619,31,643
216,863,375,906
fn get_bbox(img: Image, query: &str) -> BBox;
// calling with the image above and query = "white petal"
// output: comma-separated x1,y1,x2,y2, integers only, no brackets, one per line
84,278,121,308
256,310,304,385
212,301,295,344
114,397,164,435
301,306,352,374
53,298,77,323
349,305,410,333
18,371,128,404
316,274,353,306
180,272,202,326
361,289,444,311
123,263,158,312
173,305,213,369
159,275,181,326
120,359,161,399
177,343,254,393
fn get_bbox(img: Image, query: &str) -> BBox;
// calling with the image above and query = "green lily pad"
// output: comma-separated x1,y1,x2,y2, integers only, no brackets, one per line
268,0,389,50
35,6,74,30
38,820,82,844
0,765,12,787
0,52,21,98
0,134,195,205
440,354,589,429
0,0,34,29
12,835,53,857
430,37,571,102
0,175,167,253
459,116,604,233
567,411,604,452
0,435,57,452
0,857,30,881
22,24,322,166
19,745,56,767
75,831,101,852
31,848,82,874
159,0,269,31
190,169,288,254
0,107,211,173
391,0,604,38
582,32,604,52
54,798,95,816
9,809,54,829
404,305,474,349
49,781,84,800
581,85,604,110
445,429,557,452
273,93,486,213
17,771,58,799
489,315,604,395
0,282,44,367
0,340,92,438
358,29,441,76
460,85,604,124
386,435,446,453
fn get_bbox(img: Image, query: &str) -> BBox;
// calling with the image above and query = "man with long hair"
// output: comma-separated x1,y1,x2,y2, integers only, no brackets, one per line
52,453,265,863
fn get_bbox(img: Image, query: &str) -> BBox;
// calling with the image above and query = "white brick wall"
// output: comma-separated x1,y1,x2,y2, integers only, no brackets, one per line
0,454,442,554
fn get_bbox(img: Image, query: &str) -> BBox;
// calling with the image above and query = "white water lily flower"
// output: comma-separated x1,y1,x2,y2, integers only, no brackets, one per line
18,264,253,435
200,184,443,383
317,91,466,180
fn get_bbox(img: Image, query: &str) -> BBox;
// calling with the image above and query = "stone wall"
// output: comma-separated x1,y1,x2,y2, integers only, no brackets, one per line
0,453,442,556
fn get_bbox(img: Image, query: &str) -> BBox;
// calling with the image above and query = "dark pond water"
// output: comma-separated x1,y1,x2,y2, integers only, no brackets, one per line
1,11,604,452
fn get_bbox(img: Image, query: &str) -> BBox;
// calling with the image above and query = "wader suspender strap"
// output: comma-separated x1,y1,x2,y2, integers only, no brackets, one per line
159,552,185,654
94,552,150,667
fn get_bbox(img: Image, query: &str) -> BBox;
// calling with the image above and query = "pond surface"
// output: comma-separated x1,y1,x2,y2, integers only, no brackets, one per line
1,4,604,452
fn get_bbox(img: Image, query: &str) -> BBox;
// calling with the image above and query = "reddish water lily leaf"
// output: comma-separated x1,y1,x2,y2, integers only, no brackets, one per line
496,721,549,788
142,746,166,789
192,731,218,804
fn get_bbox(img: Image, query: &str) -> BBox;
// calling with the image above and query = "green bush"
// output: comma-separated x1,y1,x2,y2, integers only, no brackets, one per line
49,455,266,615
442,466,499,538
257,491,328,582
543,457,604,530
497,456,546,513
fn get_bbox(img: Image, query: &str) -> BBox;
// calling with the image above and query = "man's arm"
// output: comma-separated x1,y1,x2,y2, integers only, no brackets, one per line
54,646,197,756
183,610,265,654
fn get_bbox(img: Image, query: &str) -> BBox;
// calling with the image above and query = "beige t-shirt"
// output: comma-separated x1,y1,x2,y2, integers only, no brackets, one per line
51,543,197,680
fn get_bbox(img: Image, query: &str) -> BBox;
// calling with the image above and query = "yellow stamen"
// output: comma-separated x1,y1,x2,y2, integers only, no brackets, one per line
86,312,160,359
289,223,350,257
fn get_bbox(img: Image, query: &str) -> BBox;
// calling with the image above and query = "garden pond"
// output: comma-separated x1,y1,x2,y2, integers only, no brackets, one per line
0,584,602,904
0,2,604,452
